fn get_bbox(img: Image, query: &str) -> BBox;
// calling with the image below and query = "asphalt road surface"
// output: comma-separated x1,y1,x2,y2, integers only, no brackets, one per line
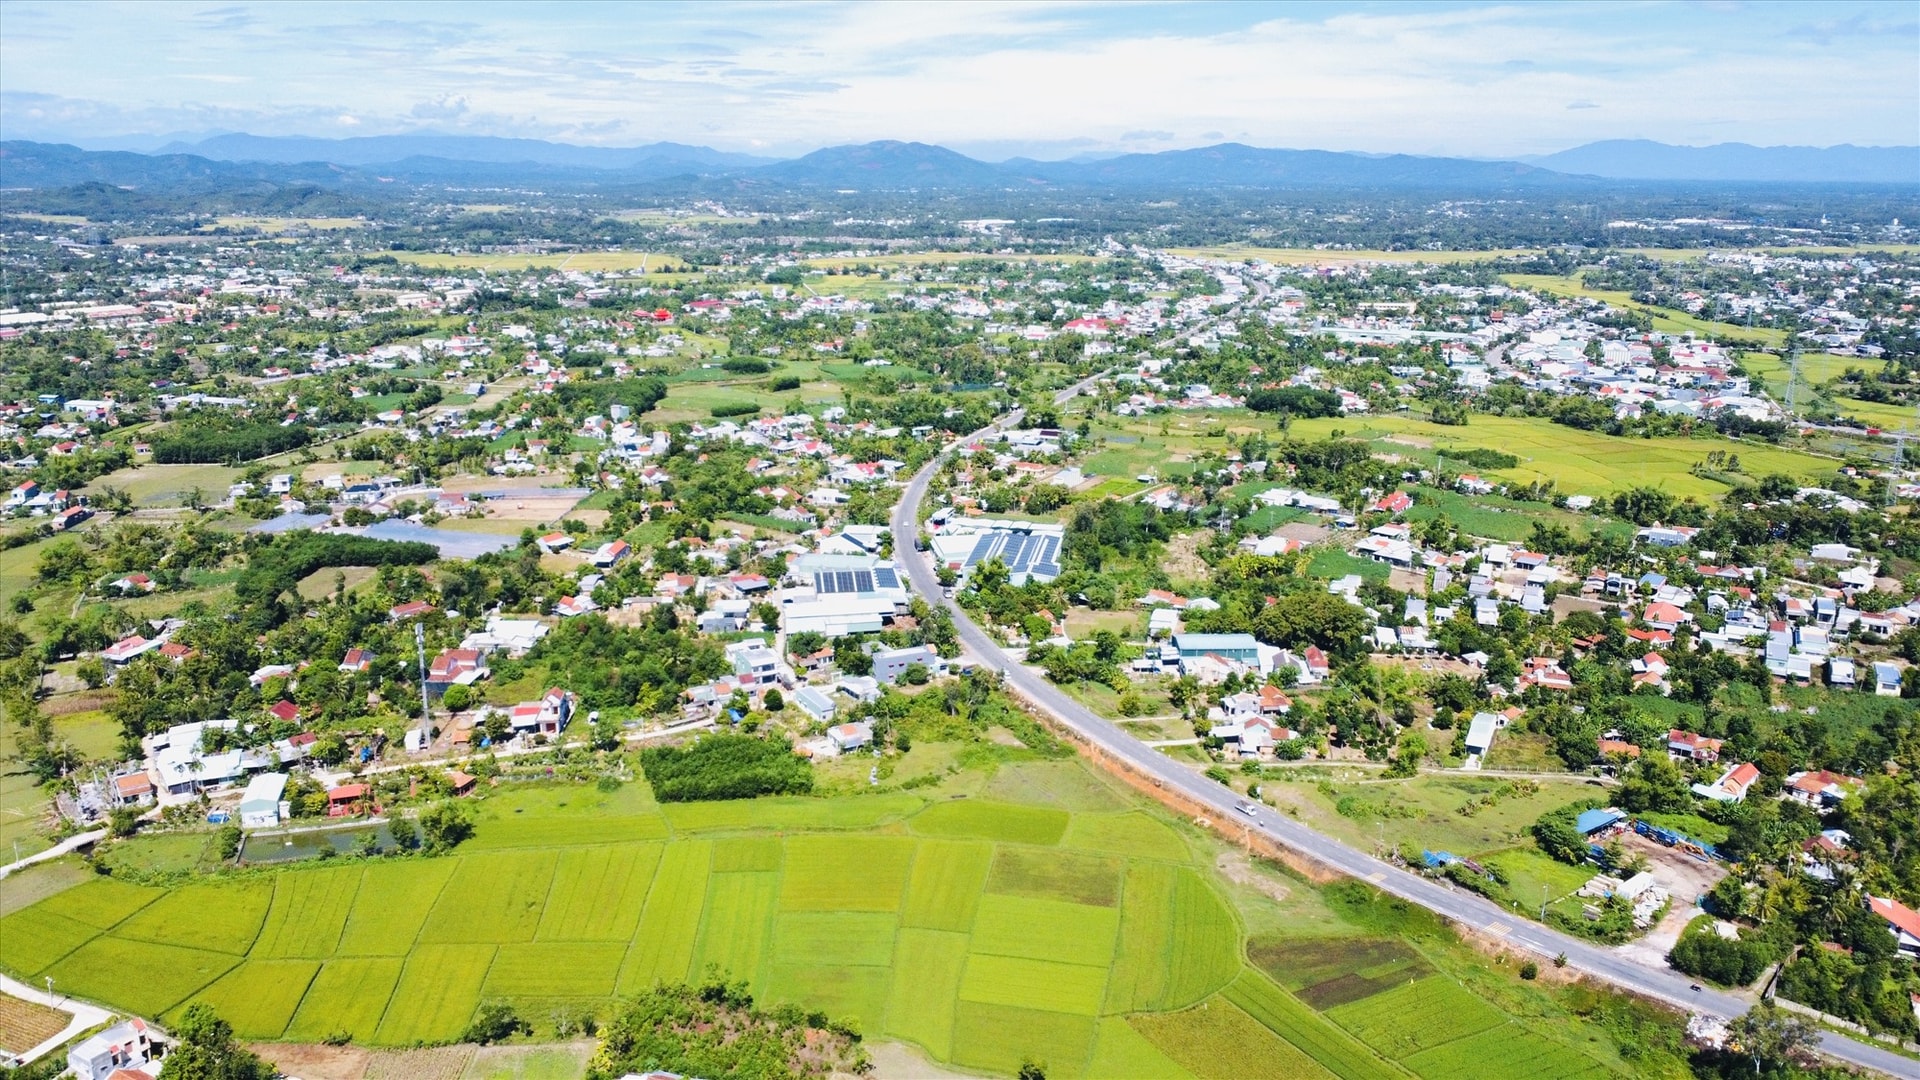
889,378,1920,1079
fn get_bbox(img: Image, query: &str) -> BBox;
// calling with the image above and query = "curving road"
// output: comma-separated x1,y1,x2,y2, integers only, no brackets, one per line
890,383,1919,1080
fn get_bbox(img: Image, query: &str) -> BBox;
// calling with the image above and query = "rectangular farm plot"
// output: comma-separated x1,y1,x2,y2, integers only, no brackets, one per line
284,958,402,1043
910,800,1068,845
53,878,162,929
373,944,496,1045
485,942,622,998
1324,975,1505,1062
418,851,557,945
950,1002,1096,1079
900,839,991,932
464,812,668,852
987,847,1121,907
0,905,99,976
763,963,892,1033
252,865,363,958
45,937,238,1019
335,858,455,956
885,929,969,1060
971,894,1119,967
1400,1024,1613,1080
114,880,271,955
960,954,1107,1016
691,872,778,991
1161,868,1244,1010
1061,812,1189,862
772,911,897,967
779,835,914,911
712,836,785,872
536,843,662,942
617,839,710,993
185,959,319,1040
663,793,923,833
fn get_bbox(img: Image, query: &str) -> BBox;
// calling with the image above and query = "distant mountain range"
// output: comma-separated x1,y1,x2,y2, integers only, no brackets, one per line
3,135,1914,195
1523,140,1919,183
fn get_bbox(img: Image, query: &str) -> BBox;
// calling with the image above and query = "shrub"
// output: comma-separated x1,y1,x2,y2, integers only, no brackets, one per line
769,375,802,392
464,1001,529,1044
639,734,813,802
709,402,760,418
722,357,774,374
1519,961,1539,980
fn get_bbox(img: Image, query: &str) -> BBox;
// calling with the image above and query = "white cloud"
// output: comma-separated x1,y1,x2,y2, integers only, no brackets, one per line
0,1,1911,156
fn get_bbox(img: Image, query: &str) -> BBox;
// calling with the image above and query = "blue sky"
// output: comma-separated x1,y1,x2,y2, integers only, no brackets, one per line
1,1,1915,159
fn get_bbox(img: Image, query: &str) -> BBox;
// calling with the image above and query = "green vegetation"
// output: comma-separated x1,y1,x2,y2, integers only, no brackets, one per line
639,734,815,802
153,419,312,464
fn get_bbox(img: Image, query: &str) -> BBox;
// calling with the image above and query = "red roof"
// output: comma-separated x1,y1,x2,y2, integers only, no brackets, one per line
328,784,370,800
1869,896,1920,940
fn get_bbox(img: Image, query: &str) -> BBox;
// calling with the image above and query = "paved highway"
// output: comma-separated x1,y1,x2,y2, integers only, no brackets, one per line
890,382,1919,1079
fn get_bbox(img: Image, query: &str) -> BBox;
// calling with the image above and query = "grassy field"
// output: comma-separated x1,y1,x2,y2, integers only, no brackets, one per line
377,250,687,273
1260,773,1601,863
1502,272,1788,347
1283,413,1832,498
0,757,1664,1076
1171,246,1542,265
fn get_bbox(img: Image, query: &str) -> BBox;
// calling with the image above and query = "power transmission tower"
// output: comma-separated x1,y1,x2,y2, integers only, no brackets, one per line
1784,340,1802,416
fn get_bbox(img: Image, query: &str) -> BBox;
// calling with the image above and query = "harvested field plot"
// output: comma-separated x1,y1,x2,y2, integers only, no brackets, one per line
959,954,1107,1015
336,858,455,955
535,843,661,942
618,839,709,992
950,1001,1095,1079
911,799,1068,845
1251,936,1434,1009
0,992,68,1055
1325,976,1505,1061
1062,812,1189,861
779,835,914,911
254,865,362,958
690,871,778,989
283,957,402,1043
885,929,969,1059
971,894,1119,967
374,944,495,1045
0,904,98,975
1133,997,1338,1080
485,943,621,999
47,936,237,1018
988,846,1121,906
419,851,555,945
1400,1024,1613,1080
900,839,991,932
116,880,271,954
188,959,318,1039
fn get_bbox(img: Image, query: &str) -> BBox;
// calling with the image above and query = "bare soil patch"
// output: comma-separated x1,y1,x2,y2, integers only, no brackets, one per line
0,992,69,1055
251,1043,373,1080
1214,849,1294,906
1273,521,1333,545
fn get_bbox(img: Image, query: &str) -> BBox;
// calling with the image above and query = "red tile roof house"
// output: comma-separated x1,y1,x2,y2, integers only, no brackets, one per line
426,648,488,697
389,599,436,621
1369,491,1414,515
1667,729,1724,762
1867,896,1920,958
327,783,371,817
1694,761,1762,802
267,700,300,724
1784,769,1861,808
339,647,376,673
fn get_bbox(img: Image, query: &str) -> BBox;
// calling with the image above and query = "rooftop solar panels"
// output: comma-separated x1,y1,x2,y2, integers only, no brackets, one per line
872,567,900,590
952,526,1064,584
814,569,877,594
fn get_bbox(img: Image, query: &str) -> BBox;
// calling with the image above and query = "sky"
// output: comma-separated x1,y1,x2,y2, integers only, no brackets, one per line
1,0,1916,160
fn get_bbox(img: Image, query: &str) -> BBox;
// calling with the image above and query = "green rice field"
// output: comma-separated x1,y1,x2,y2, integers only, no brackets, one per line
0,766,1635,1077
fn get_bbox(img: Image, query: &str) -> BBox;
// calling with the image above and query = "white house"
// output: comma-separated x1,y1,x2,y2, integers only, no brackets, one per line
238,772,289,829
69,1019,156,1080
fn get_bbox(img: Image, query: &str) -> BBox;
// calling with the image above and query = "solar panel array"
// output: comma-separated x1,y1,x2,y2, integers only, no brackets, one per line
872,566,900,590
958,529,1061,582
814,569,878,594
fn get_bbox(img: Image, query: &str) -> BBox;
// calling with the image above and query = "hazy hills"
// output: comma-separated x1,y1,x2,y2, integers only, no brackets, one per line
3,135,1914,196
